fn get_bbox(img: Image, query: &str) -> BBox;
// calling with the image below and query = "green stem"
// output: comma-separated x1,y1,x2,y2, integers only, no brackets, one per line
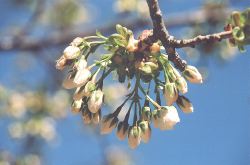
139,84,161,109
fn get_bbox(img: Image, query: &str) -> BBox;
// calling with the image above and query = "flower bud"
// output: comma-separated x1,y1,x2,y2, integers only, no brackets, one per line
159,106,180,130
83,81,96,97
116,121,129,141
88,90,103,113
126,36,138,52
56,56,67,70
63,46,81,60
100,114,118,134
142,106,151,121
62,73,77,89
92,111,101,125
152,110,160,128
73,69,91,87
150,43,160,54
139,121,151,143
74,56,87,71
82,109,92,124
177,96,193,113
128,126,141,149
73,87,85,100
164,83,178,106
182,65,203,84
70,37,84,47
71,99,82,114
175,77,188,94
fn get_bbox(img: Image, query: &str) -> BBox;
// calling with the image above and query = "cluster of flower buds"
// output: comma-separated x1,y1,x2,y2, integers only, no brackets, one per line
229,8,250,52
56,24,203,149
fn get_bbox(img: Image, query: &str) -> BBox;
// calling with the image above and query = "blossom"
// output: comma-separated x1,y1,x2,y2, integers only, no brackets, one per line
62,73,77,89
88,90,104,113
175,77,188,94
74,56,87,71
139,121,151,143
70,37,84,47
63,46,81,60
82,109,92,124
55,56,67,70
71,99,82,114
177,95,194,113
164,83,178,106
92,111,101,125
183,65,203,83
73,69,91,87
128,126,141,149
100,114,118,134
158,106,180,130
116,121,129,140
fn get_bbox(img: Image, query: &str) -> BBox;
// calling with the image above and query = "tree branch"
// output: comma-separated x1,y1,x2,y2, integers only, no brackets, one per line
146,0,187,71
173,30,233,48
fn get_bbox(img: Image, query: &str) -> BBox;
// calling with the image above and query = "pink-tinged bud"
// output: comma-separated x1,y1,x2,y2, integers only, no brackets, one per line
128,126,141,149
116,121,129,141
62,73,77,89
150,43,160,54
71,99,82,114
82,109,92,124
88,90,103,113
177,96,193,113
139,121,151,143
70,37,84,47
175,77,188,94
183,65,203,84
92,111,101,125
55,56,67,70
100,114,118,134
126,36,138,52
63,46,81,60
158,106,180,130
164,83,178,106
73,69,91,87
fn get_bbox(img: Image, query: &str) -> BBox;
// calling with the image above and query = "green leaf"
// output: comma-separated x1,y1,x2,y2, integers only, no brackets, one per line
232,27,245,42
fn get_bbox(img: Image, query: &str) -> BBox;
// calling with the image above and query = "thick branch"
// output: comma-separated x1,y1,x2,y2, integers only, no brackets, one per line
146,0,187,71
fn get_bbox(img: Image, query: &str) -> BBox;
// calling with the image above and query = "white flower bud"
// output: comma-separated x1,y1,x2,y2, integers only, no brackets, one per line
116,121,129,141
177,96,193,113
55,56,67,70
63,46,81,60
175,77,188,94
139,121,151,143
92,111,101,125
164,83,178,106
183,65,203,84
70,37,84,47
62,73,77,89
158,106,180,130
74,56,87,71
82,109,92,124
71,99,82,114
88,90,103,113
128,126,141,149
100,114,118,134
73,69,91,87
